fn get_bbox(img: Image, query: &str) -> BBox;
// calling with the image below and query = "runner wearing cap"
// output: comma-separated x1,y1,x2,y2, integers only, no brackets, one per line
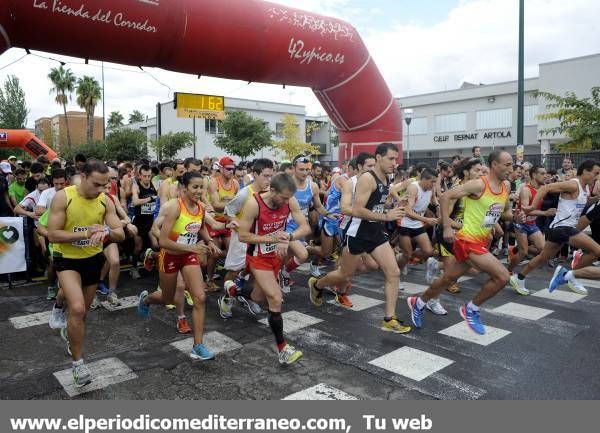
206,156,240,291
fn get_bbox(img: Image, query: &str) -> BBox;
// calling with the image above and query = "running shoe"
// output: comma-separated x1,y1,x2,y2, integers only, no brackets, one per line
278,344,303,365
106,292,121,306
571,250,583,270
509,273,530,296
96,281,109,295
548,265,568,293
237,296,263,315
130,268,141,280
190,343,215,361
407,297,423,328
165,304,176,310
447,282,461,294
309,262,323,277
426,298,448,315
46,285,57,301
72,362,92,387
459,304,485,335
218,294,233,319
205,280,220,293
49,304,67,329
143,248,155,271
176,317,192,334
233,274,246,290
308,277,323,307
335,293,353,308
137,290,150,319
425,257,439,284
184,290,194,306
567,278,588,295
381,316,412,334
89,295,100,310
279,269,291,294
60,327,72,356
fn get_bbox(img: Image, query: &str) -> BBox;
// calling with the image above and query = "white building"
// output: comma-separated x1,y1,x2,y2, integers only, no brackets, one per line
125,97,307,162
397,53,600,160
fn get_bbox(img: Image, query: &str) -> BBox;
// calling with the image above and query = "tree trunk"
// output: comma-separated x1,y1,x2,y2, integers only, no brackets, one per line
87,107,94,143
63,100,72,149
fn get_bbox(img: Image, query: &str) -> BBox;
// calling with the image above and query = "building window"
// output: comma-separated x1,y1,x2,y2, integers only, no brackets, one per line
524,105,538,126
275,122,285,138
435,113,466,133
405,117,427,135
476,108,512,130
205,119,223,135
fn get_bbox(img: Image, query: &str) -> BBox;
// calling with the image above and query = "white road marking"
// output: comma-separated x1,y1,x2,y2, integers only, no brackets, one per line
283,383,358,400
327,294,383,311
369,346,454,382
532,289,586,303
100,296,138,311
53,357,137,398
439,322,511,346
9,311,51,329
577,278,600,289
491,302,554,321
258,310,323,333
399,282,429,295
170,331,242,355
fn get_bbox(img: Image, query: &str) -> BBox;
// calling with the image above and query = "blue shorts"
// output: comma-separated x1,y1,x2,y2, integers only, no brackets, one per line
286,219,298,235
514,223,540,236
320,216,340,237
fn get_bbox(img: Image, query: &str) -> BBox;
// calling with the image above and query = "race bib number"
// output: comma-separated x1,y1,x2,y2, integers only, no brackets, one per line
141,202,156,215
177,233,198,245
259,242,277,254
72,226,91,247
372,204,385,214
482,204,504,228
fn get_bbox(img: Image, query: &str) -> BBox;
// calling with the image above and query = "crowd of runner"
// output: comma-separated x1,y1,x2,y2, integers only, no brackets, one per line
1,147,599,388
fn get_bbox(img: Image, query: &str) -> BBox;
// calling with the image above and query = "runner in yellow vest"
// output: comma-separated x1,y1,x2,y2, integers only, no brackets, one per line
47,160,125,388
407,150,520,335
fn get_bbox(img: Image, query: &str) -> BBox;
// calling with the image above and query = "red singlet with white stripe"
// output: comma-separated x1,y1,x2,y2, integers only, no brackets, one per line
247,192,290,258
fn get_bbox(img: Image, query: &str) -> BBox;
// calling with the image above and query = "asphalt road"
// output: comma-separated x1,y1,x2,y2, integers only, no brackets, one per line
1,258,599,400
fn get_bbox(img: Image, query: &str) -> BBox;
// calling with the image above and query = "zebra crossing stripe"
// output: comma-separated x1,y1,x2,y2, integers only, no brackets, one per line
491,302,554,321
170,331,243,355
532,289,586,303
283,383,358,400
258,311,322,333
369,346,454,382
9,311,51,329
327,294,383,311
53,357,137,398
439,322,511,346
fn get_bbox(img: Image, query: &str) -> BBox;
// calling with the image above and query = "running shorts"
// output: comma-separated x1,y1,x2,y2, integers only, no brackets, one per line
398,226,426,238
157,250,200,274
224,231,247,271
453,238,490,263
347,232,388,255
547,226,580,245
53,253,105,286
320,217,340,237
514,223,541,236
246,254,283,279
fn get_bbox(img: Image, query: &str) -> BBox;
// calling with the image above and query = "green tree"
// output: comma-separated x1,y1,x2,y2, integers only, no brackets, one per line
536,87,600,151
214,111,273,160
48,66,76,148
105,129,148,162
129,110,146,124
60,140,107,162
271,113,320,160
150,132,195,160
76,75,102,143
0,75,29,129
107,111,124,129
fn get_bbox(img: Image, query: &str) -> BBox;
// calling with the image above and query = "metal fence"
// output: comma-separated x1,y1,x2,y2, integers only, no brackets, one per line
402,151,600,171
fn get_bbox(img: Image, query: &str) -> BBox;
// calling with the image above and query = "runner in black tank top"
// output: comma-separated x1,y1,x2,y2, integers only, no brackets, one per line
309,143,412,334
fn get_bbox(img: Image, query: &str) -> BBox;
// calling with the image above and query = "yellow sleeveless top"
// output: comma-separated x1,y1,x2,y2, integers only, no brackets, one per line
212,176,238,222
456,176,508,244
53,186,106,259
168,198,205,246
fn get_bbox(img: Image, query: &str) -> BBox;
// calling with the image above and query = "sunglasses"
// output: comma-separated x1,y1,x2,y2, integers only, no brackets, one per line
223,166,235,172
294,156,310,164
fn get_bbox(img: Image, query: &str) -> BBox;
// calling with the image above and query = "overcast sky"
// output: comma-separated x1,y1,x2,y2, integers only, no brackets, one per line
0,0,598,128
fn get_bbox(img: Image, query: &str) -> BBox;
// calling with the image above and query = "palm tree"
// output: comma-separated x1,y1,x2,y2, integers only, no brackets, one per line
129,110,145,124
107,111,124,130
48,66,76,149
76,75,102,143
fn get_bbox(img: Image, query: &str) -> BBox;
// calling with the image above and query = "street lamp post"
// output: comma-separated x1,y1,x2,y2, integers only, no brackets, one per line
404,108,413,168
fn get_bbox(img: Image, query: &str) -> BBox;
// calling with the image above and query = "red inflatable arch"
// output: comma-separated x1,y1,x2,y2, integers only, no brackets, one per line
0,129,58,160
0,0,402,163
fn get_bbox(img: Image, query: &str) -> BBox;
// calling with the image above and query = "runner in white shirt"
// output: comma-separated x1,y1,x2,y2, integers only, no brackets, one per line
14,178,50,219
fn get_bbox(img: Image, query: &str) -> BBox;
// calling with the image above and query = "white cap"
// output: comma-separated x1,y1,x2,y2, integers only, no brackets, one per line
0,161,12,174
